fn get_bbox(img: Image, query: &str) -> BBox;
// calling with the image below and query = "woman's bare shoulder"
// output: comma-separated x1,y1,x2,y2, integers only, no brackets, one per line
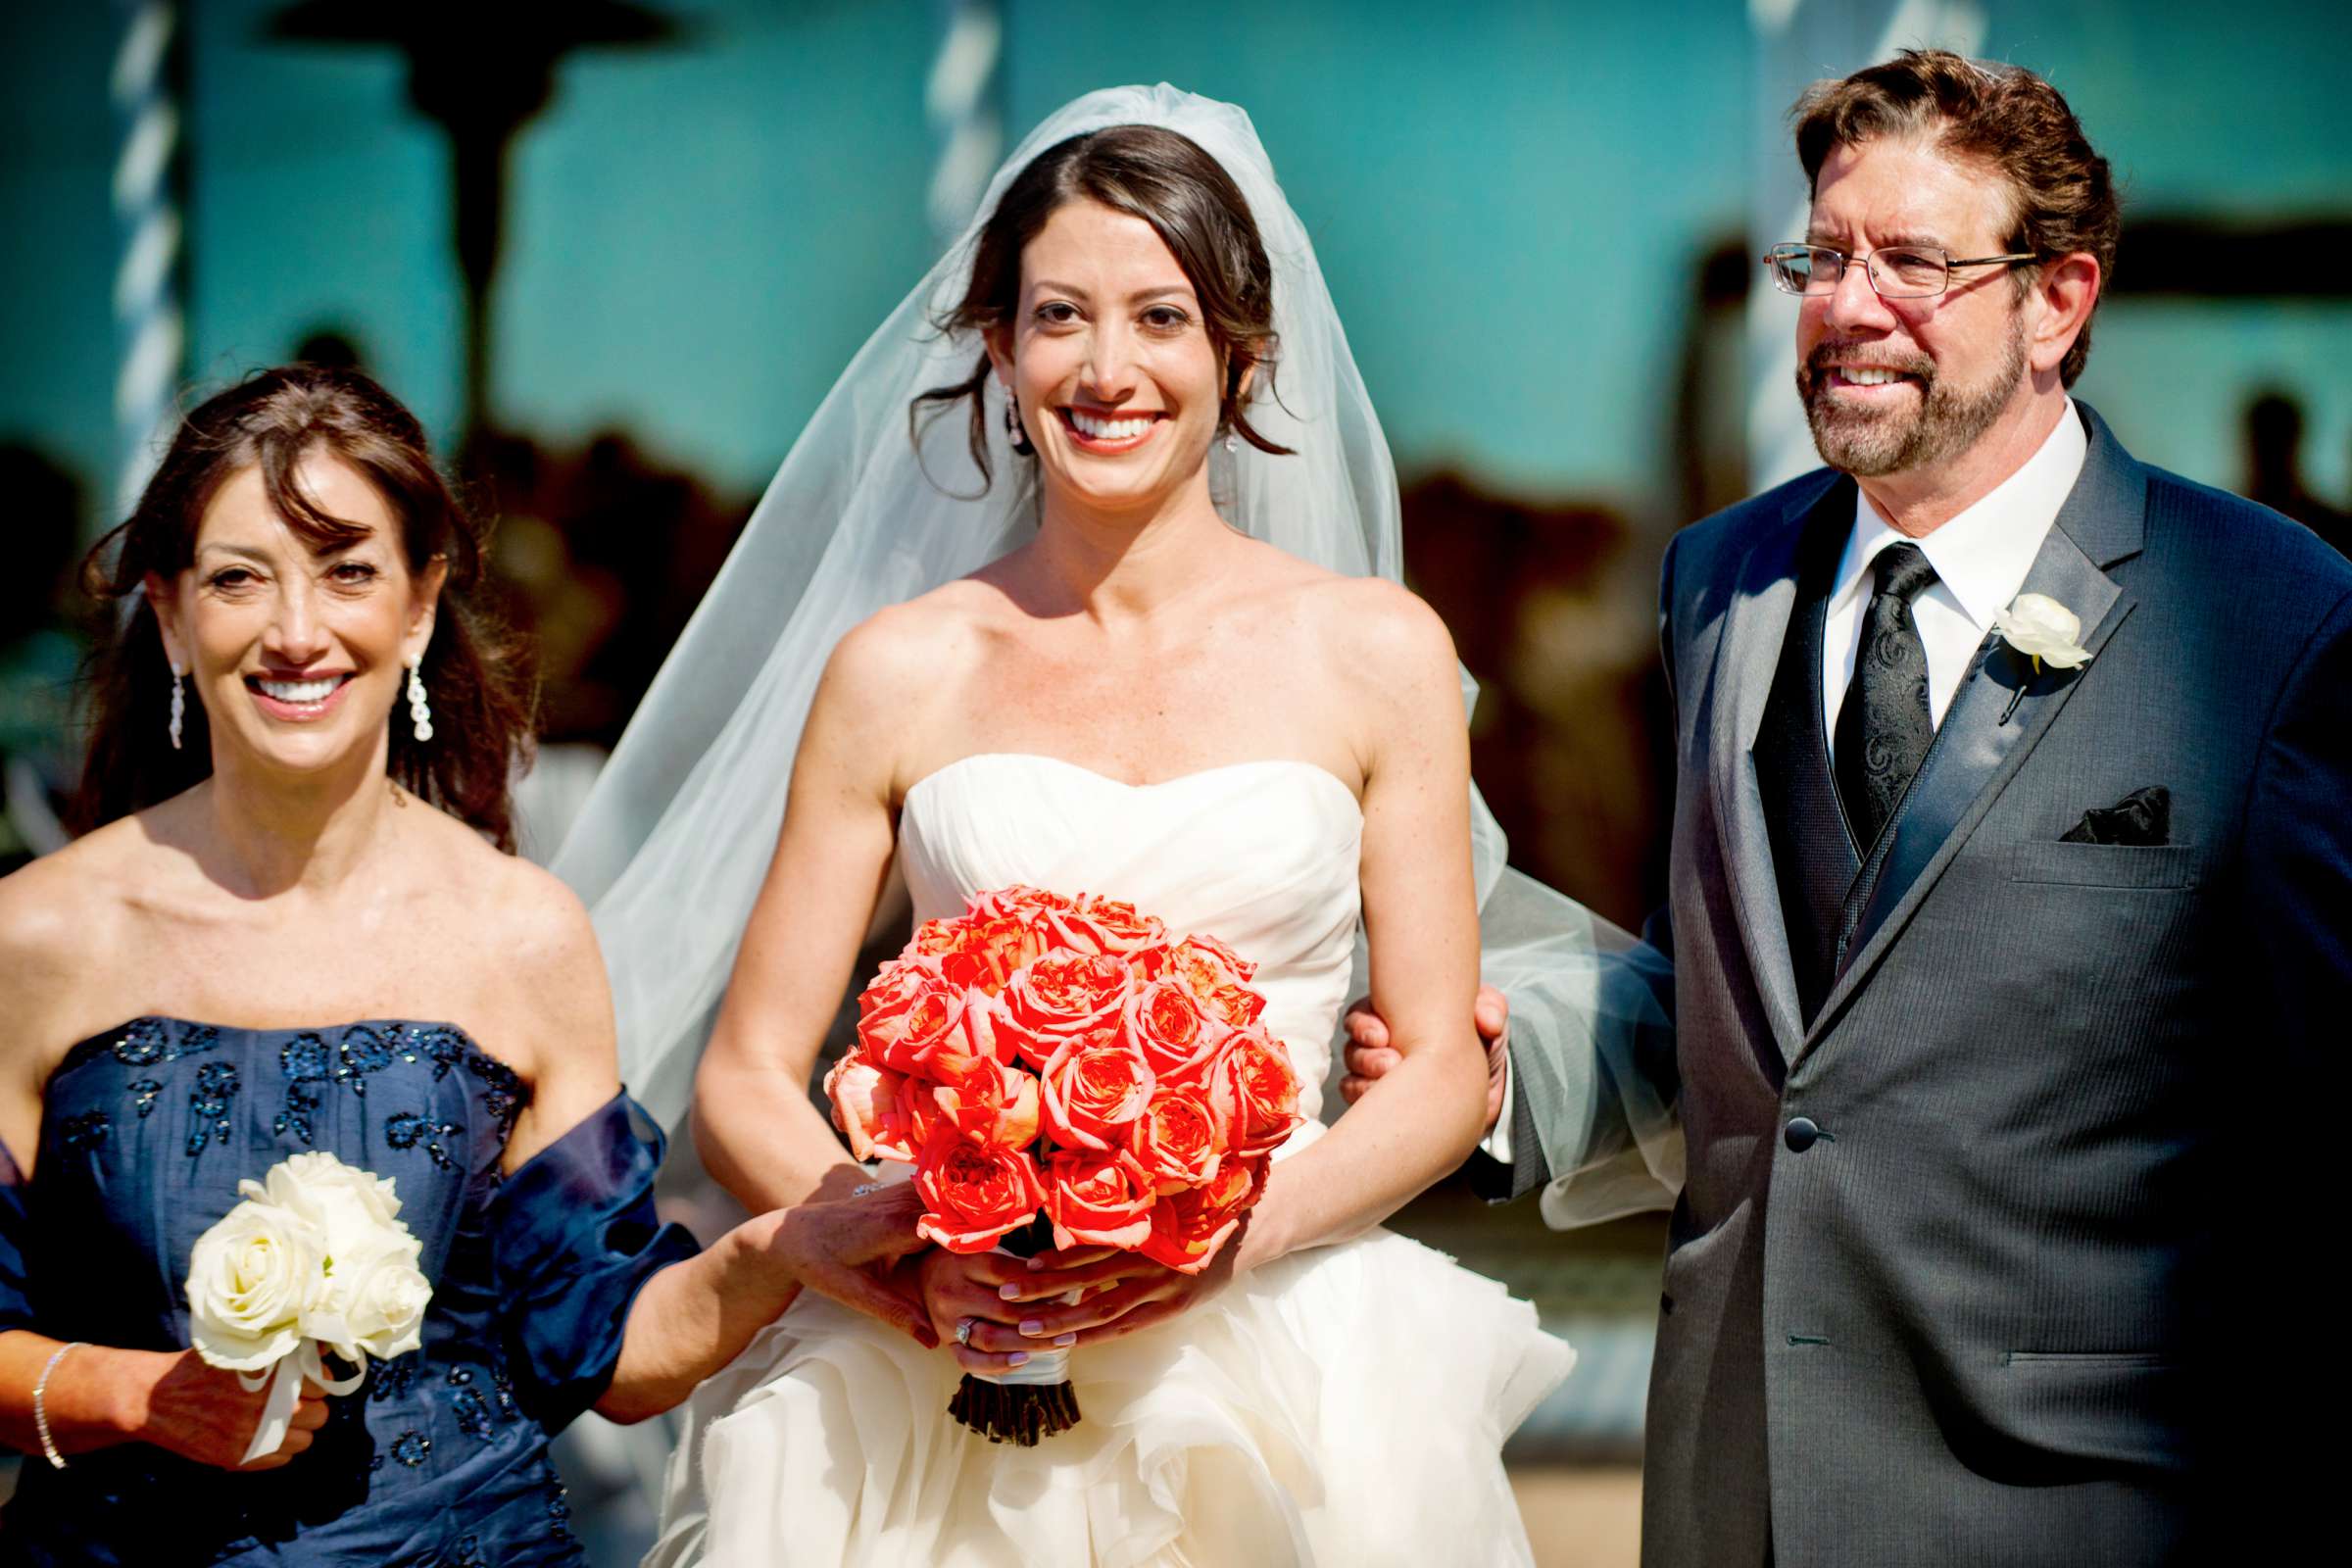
406,811,608,1078
416,809,597,976
0,816,159,955
0,818,155,1064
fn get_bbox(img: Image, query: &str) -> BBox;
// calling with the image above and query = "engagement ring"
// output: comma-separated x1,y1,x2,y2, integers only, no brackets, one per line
955,1320,973,1347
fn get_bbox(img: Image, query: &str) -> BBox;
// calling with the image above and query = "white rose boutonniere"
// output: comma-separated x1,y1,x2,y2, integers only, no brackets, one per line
185,1151,432,1463
1991,593,2093,721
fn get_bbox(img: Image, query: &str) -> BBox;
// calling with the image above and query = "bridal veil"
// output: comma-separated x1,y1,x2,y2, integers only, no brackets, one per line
549,83,1678,1227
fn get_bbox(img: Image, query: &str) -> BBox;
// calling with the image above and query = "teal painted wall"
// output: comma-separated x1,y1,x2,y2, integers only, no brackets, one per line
4,0,2347,536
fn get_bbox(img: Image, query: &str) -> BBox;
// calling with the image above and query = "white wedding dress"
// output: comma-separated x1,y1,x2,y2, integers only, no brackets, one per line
645,753,1572,1567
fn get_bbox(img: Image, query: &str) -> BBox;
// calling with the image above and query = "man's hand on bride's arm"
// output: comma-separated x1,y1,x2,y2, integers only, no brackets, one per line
1340,983,1510,1134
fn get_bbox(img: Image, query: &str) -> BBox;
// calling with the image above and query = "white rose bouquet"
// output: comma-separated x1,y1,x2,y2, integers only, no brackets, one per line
184,1152,431,1463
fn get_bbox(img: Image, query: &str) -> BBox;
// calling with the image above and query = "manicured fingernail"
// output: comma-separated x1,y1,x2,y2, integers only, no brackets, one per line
1053,1333,1076,1348
1007,1352,1030,1367
1019,1318,1045,1336
999,1284,1022,1299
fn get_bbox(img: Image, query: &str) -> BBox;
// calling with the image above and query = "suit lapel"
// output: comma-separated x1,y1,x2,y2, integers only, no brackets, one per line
1798,405,2149,1054
1705,473,1844,1062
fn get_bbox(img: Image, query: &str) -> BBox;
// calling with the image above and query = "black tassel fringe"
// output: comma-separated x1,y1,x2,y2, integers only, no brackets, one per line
947,1374,1083,1446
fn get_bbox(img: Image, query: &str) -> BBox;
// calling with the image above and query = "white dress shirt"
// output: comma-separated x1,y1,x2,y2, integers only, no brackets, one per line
1821,401,2088,751
1479,402,2089,1168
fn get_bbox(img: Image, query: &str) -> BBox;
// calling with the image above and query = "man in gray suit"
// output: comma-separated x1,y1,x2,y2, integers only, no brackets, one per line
1348,49,2347,1565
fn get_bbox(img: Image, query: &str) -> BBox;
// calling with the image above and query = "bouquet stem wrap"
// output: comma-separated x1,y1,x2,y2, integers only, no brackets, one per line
236,1340,363,1465
948,1223,1081,1446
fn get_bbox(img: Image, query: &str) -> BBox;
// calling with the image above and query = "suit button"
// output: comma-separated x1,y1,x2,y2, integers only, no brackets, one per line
1784,1116,1821,1152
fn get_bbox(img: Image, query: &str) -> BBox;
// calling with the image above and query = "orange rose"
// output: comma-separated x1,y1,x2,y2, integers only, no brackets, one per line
1044,895,1168,963
1128,1080,1230,1195
1125,977,1228,1083
914,1130,1046,1253
910,914,1040,997
1137,1156,1266,1275
1168,934,1265,1028
923,1057,1041,1152
906,917,962,959
999,950,1136,1068
1039,1037,1155,1152
1041,1148,1156,1250
901,988,1016,1085
1205,1026,1304,1158
856,958,970,1074
822,1051,918,1162
967,885,1078,928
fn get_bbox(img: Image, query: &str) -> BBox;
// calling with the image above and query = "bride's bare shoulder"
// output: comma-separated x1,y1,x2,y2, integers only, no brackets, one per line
1294,571,1460,687
823,577,1002,700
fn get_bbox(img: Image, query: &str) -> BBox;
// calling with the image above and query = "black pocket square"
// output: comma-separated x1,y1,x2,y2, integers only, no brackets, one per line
2060,786,2171,846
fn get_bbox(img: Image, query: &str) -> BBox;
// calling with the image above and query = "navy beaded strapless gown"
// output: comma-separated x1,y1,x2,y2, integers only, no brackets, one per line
0,1017,698,1567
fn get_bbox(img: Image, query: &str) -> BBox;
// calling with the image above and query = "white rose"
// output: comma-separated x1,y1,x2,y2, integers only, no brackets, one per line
262,1151,405,1250
257,1152,428,1366
311,1230,431,1364
1992,593,2092,668
186,1199,324,1372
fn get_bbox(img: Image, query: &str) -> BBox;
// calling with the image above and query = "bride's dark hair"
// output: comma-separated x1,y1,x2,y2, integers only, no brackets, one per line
74,365,537,850
913,122,1294,487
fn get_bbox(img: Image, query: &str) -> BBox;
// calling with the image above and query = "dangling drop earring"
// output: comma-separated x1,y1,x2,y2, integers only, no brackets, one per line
406,658,434,744
168,664,185,751
1004,393,1034,456
1223,428,1239,456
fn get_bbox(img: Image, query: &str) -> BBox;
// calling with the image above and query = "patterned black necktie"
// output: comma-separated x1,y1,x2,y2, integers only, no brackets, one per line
1834,542,1940,849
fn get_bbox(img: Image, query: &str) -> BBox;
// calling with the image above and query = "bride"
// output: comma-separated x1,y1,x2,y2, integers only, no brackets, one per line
557,85,1669,1566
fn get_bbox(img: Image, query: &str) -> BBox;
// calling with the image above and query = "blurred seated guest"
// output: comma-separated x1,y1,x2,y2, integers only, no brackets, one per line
0,444,86,871
2244,389,2350,557
0,367,931,1565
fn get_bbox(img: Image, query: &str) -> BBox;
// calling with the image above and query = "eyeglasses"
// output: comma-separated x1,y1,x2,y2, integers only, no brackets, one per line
1762,243,2040,300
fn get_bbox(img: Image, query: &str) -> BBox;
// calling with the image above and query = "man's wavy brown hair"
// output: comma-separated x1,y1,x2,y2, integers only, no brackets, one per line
1794,48,2120,387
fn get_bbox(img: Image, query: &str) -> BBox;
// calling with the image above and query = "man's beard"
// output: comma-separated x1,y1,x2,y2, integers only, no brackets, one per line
1797,315,2026,478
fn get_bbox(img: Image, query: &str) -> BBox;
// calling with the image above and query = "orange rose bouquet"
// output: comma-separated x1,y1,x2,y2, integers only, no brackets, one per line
824,886,1301,1445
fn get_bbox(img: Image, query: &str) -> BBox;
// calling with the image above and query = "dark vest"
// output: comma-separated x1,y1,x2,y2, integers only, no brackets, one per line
1754,497,1865,1024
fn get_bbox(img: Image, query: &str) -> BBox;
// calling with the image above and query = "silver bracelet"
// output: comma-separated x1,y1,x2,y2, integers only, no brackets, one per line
32,1341,84,1471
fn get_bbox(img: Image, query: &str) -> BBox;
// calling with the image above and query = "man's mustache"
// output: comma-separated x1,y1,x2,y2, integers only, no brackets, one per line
1801,342,1936,386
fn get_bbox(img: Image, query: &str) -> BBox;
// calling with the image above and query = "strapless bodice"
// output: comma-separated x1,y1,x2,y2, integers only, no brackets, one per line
898,753,1363,1118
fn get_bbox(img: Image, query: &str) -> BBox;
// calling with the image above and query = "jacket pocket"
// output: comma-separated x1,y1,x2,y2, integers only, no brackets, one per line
2008,841,2198,890
1994,1350,2188,1472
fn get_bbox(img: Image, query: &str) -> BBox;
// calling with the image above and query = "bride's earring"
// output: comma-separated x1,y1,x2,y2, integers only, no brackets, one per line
168,663,185,751
1223,428,1239,456
406,658,434,744
1004,394,1034,456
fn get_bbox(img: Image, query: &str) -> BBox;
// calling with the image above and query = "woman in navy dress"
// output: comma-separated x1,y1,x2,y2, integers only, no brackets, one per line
0,367,933,1565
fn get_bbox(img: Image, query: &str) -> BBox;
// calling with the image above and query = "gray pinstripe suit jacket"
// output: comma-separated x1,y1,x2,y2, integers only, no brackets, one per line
1491,404,2352,1566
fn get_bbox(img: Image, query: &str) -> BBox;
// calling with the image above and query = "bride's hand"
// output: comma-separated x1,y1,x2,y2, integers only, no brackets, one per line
764,1184,938,1348
914,1248,1076,1375
990,1225,1250,1350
